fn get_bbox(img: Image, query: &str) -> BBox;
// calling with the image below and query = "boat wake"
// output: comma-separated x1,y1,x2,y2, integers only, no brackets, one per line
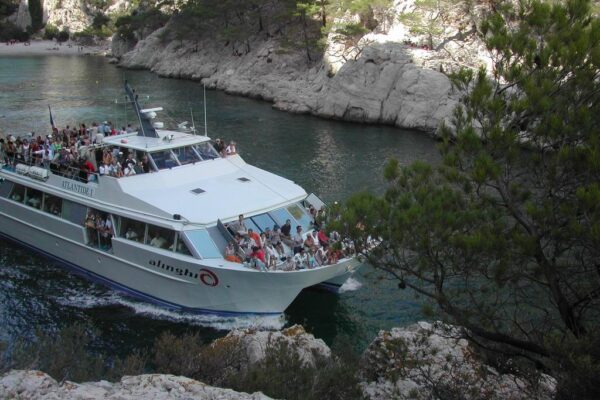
53,289,286,331
338,277,362,293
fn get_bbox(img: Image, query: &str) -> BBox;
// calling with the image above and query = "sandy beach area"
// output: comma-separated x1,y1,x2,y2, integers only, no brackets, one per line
0,40,110,56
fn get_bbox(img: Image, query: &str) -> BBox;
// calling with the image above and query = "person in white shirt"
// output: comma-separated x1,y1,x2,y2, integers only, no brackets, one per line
225,141,237,155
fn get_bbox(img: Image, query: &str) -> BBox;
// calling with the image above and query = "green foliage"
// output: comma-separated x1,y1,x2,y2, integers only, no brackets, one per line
115,7,169,42
43,24,59,40
0,0,18,19
335,0,600,396
27,0,43,32
0,21,29,42
56,29,70,42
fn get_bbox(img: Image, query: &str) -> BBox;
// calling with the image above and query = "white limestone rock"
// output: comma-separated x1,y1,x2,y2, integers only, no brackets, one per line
360,321,556,400
42,0,92,33
0,370,274,399
217,324,331,367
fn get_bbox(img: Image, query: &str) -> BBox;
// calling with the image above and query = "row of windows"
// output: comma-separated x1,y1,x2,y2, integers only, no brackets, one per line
0,181,222,259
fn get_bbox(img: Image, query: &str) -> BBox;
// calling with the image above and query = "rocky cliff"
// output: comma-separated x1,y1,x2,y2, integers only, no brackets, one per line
114,0,494,134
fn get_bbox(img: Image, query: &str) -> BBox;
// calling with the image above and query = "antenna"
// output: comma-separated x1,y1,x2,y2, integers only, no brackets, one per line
203,83,208,137
190,107,197,135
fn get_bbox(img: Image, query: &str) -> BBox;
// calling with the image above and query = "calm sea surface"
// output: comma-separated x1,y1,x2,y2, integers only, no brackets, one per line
0,55,441,355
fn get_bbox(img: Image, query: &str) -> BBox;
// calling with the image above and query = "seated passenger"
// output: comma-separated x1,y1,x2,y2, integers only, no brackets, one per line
247,228,261,248
315,245,328,266
249,246,267,271
265,242,281,269
317,228,330,247
292,225,304,254
224,241,242,263
150,233,167,248
225,141,237,155
292,247,309,269
233,214,247,236
125,226,139,241
304,231,318,252
27,196,41,208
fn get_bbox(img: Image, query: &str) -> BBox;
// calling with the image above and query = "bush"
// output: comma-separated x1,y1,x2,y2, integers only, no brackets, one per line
44,24,59,40
0,21,30,41
56,29,69,42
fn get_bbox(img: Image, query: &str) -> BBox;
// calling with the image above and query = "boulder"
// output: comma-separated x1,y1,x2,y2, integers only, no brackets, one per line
359,321,556,400
0,370,273,399
215,324,331,367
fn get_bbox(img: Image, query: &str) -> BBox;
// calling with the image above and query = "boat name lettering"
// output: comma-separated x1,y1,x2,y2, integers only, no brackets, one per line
149,260,219,286
62,180,94,197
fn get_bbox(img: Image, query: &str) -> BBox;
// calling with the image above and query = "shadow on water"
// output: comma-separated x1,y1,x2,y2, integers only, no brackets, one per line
0,56,437,357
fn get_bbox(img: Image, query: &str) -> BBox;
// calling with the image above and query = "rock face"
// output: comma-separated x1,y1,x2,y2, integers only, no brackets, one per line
217,324,331,367
0,370,273,399
42,0,92,32
119,26,458,133
360,322,556,400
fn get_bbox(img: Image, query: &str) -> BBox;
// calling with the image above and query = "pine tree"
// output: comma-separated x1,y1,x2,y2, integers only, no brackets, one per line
333,0,600,396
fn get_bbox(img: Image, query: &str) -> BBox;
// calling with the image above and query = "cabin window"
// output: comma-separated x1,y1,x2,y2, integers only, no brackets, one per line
172,146,201,165
43,193,62,217
286,204,313,232
194,143,220,160
250,213,277,232
150,150,179,170
0,180,13,198
185,229,222,259
146,224,175,250
62,199,87,225
174,233,192,256
8,184,25,203
119,216,145,243
84,208,114,250
25,188,43,209
268,207,296,228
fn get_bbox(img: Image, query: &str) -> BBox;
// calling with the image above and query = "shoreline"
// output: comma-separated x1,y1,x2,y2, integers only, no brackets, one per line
0,40,110,57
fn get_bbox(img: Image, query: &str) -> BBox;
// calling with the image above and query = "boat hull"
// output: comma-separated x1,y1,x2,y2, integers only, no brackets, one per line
0,203,357,314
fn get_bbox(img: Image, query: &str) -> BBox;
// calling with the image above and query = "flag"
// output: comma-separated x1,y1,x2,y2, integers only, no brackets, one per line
48,105,55,129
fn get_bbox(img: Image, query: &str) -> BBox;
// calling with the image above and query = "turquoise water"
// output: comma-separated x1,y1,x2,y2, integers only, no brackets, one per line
0,55,441,354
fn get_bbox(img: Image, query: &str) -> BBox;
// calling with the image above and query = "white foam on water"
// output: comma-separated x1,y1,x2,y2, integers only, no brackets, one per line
53,290,286,331
338,277,362,293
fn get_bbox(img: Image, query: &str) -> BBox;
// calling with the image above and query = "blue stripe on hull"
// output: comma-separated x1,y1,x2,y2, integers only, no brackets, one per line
0,231,281,316
312,281,342,293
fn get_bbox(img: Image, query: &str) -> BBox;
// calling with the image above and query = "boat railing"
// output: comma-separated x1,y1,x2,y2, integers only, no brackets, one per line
1,155,100,185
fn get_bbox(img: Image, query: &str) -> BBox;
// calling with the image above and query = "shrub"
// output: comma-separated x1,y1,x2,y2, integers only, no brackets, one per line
43,24,59,40
56,29,69,42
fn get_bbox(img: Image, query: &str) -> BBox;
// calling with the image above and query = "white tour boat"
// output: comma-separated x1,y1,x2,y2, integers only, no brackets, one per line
0,83,360,314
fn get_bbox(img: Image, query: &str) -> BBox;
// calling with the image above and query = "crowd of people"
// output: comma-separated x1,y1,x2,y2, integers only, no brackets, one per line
0,121,138,181
224,209,355,272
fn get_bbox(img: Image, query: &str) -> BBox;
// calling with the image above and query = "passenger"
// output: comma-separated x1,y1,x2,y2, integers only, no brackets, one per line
123,160,136,176
235,214,247,236
125,226,139,241
224,242,242,263
133,160,145,174
264,242,280,269
315,245,328,266
141,155,151,173
247,228,261,248
27,195,41,209
270,227,286,256
249,246,267,271
304,231,318,252
292,225,304,254
99,215,114,250
225,141,237,155
307,248,317,269
109,159,124,178
281,219,292,239
213,138,225,156
317,228,329,247
150,233,167,248
84,212,97,246
98,161,109,176
293,247,309,269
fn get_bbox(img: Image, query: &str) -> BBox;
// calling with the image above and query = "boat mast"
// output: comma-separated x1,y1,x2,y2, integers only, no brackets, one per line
203,83,208,137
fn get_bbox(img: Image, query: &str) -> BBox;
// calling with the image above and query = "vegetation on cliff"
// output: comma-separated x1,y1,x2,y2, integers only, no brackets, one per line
331,0,600,398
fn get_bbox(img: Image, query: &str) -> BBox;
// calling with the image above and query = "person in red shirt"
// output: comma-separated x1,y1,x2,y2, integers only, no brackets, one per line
250,246,267,271
317,228,329,247
247,228,262,248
